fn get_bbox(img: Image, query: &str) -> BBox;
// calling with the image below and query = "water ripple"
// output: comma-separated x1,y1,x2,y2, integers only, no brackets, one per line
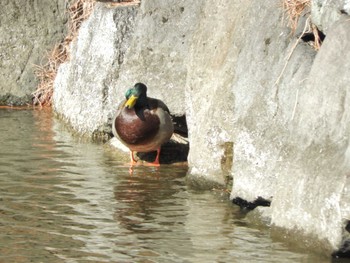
0,109,331,263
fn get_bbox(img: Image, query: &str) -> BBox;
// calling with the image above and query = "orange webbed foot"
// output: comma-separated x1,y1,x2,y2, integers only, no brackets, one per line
144,148,161,167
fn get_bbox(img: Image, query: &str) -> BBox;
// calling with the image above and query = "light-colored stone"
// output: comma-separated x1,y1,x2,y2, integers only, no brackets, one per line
54,0,201,135
228,1,315,202
185,0,236,185
311,0,350,33
105,0,202,118
54,4,138,135
271,18,350,251
108,137,129,153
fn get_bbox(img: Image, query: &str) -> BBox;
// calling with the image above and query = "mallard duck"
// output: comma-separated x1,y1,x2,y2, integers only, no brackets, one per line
112,83,174,166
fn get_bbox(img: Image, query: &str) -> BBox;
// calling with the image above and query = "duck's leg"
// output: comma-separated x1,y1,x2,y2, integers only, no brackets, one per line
154,148,161,165
146,148,161,166
130,151,137,165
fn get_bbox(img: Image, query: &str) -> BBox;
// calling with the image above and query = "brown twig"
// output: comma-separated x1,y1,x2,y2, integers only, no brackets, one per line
274,16,310,87
311,23,322,50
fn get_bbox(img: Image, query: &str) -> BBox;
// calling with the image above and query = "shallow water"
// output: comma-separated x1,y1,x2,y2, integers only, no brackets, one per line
0,109,336,262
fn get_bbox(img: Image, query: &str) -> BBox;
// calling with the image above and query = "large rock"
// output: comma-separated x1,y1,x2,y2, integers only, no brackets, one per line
271,17,350,253
184,0,238,185
185,0,315,197
228,2,316,202
54,3,139,135
106,0,202,118
187,0,350,254
54,1,200,136
0,0,67,105
311,0,350,33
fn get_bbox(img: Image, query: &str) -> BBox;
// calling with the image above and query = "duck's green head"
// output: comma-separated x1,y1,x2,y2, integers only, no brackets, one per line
124,83,148,109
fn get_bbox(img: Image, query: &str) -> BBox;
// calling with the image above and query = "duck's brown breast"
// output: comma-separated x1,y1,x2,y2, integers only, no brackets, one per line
114,108,160,145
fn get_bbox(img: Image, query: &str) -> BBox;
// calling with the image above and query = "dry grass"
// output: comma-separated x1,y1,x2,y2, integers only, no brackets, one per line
274,1,323,100
282,0,311,33
282,0,322,50
33,0,96,106
67,0,96,37
33,0,141,107
33,42,69,107
311,23,322,50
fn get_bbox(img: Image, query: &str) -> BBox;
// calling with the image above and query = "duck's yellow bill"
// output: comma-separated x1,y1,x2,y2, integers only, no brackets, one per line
125,95,138,109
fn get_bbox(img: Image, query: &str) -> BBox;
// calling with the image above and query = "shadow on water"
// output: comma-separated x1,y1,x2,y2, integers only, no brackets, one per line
0,109,340,262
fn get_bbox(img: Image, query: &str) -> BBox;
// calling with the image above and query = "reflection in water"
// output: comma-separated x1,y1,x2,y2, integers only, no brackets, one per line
0,109,331,262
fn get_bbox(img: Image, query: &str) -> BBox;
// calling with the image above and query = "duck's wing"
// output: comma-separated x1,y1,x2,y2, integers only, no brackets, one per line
147,97,170,114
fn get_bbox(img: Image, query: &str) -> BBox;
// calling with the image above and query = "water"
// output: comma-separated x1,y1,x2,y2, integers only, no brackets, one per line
0,109,335,262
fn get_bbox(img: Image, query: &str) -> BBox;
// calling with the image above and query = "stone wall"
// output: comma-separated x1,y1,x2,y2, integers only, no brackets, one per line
50,0,350,256
0,0,67,105
54,4,139,135
271,17,350,253
53,1,201,136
